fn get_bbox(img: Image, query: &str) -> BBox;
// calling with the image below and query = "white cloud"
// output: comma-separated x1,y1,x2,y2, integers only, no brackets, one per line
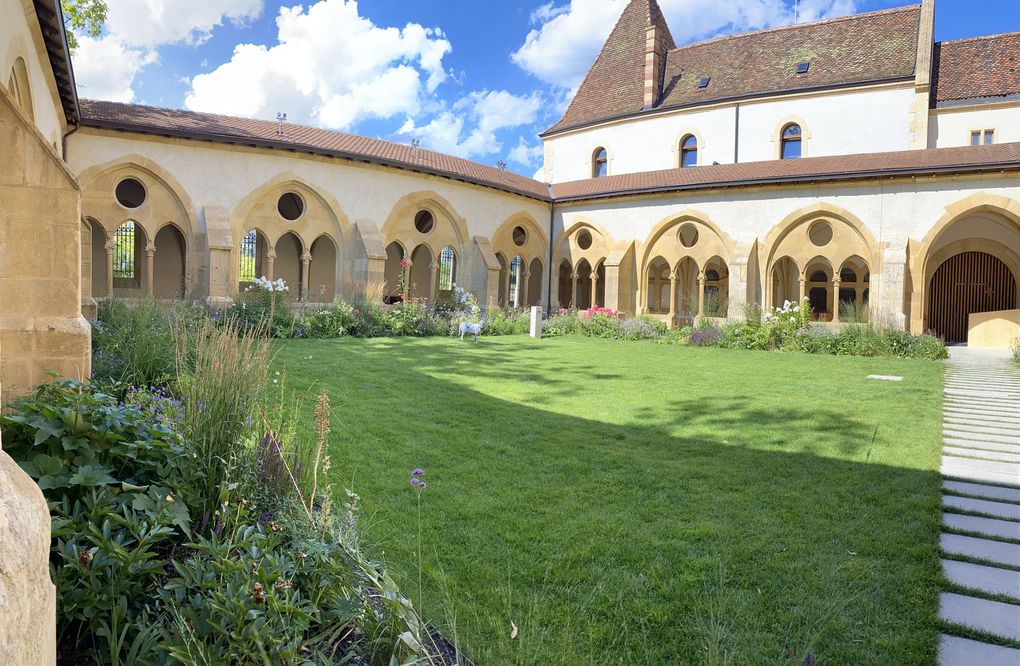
73,36,158,102
398,90,544,160
185,1,452,130
72,0,265,103
508,137,544,167
512,0,860,91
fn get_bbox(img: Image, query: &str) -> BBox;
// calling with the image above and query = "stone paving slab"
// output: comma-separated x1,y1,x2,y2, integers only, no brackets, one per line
944,512,1020,540
944,446,1020,464
945,413,1020,427
943,559,1020,600
945,421,1020,436
944,481,1020,503
939,592,1020,641
939,635,1020,666
943,495,1020,520
943,439,1020,456
944,430,1020,446
944,404,1020,418
942,533,1020,568
943,457,1020,486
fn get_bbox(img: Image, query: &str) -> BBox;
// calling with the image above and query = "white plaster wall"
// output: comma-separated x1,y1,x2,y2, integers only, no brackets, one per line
929,104,1020,148
543,85,917,183
68,131,551,248
0,0,66,147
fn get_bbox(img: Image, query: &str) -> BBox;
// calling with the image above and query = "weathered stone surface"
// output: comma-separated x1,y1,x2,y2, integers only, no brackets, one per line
939,635,1020,666
939,592,1020,641
941,534,1020,568
0,450,56,665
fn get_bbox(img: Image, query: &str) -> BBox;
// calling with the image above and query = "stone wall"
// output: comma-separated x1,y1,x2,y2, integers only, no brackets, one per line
0,88,90,397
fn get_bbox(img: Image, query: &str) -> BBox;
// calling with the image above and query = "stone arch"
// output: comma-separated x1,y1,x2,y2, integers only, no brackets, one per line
495,252,510,307
762,203,879,313
409,244,435,301
87,218,108,298
153,223,187,300
804,256,835,320
911,194,1020,336
7,56,33,120
771,256,800,308
382,191,470,260
646,256,672,313
273,232,305,295
238,228,271,287
383,241,407,304
492,213,548,263
838,255,871,322
527,257,544,307
309,235,339,303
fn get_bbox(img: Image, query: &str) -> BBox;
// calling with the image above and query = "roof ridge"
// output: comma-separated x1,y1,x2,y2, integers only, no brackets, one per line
936,30,1020,46
667,3,919,53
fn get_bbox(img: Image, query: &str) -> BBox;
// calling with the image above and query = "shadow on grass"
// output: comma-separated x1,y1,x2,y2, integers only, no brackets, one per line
277,338,943,665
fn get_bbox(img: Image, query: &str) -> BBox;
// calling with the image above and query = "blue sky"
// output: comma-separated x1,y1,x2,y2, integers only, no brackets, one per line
71,0,1020,176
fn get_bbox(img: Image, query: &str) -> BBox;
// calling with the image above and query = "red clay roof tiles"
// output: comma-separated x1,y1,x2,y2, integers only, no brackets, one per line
932,32,1020,104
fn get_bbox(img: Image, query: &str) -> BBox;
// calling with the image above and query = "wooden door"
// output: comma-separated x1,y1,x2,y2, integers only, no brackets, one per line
928,252,1016,343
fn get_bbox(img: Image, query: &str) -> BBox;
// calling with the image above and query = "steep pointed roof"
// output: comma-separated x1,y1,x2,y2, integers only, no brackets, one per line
544,0,675,136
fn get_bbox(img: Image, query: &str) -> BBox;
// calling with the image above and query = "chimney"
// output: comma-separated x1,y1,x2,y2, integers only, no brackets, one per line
643,23,667,109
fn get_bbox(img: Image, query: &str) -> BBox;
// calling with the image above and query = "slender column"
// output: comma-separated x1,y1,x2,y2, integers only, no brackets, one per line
590,274,599,308
300,252,312,302
105,241,114,296
696,271,706,317
668,275,678,327
430,262,439,304
521,268,530,308
145,243,155,297
266,250,276,281
798,273,807,302
831,277,842,324
505,270,513,307
569,273,577,308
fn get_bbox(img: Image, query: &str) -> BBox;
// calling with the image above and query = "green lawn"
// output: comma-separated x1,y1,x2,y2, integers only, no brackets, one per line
274,337,944,665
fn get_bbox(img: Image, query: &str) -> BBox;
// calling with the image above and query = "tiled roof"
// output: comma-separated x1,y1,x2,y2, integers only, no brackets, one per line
544,4,921,136
78,100,552,201
32,0,78,124
544,0,674,135
932,32,1020,104
551,142,1020,201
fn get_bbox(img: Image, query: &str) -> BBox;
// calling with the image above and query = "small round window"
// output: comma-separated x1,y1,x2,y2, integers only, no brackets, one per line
678,223,699,248
414,210,435,234
512,225,528,247
278,192,305,221
576,230,593,250
809,220,833,247
115,178,146,209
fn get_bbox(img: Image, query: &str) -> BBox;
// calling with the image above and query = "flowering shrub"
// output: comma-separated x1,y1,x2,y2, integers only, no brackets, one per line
387,298,450,337
583,306,621,319
690,325,725,346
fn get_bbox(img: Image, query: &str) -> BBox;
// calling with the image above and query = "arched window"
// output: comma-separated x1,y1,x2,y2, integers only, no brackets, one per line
439,247,455,291
239,230,259,283
781,124,802,159
680,135,698,168
592,148,608,178
113,222,137,279
509,256,524,307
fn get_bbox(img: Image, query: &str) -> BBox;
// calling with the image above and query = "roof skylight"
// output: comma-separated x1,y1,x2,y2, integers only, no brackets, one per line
796,61,811,75
697,76,711,89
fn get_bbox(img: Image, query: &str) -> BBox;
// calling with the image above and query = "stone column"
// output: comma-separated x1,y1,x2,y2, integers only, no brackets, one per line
300,252,312,302
105,240,114,296
799,274,807,302
266,250,276,281
430,262,439,304
832,277,842,324
520,268,530,308
666,275,678,327
145,243,155,297
590,273,599,308
569,273,577,308
697,272,706,317
504,270,513,307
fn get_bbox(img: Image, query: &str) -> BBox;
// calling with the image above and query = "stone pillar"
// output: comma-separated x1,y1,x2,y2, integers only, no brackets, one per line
668,275,678,327
266,251,276,281
145,243,155,297
521,268,530,308
430,262,439,304
105,241,114,296
832,277,842,324
697,272,706,317
530,306,542,339
504,270,513,308
569,273,577,308
799,274,807,302
590,273,599,308
300,253,311,302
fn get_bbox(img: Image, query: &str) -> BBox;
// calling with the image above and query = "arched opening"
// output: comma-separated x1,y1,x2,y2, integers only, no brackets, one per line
647,257,671,313
384,242,405,304
838,256,871,323
509,256,525,308
112,221,146,295
675,257,700,317
804,258,833,320
575,259,593,309
8,57,34,121
528,258,543,307
496,253,509,307
558,260,573,308
240,229,269,288
153,225,186,300
703,258,729,317
438,247,456,296
409,245,434,301
680,135,698,168
595,262,606,307
929,252,1016,343
781,123,802,159
592,148,608,178
88,219,108,298
273,233,303,295
771,257,799,308
308,235,338,303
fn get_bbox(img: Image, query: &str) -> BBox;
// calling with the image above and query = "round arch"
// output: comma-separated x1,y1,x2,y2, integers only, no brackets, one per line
381,191,470,257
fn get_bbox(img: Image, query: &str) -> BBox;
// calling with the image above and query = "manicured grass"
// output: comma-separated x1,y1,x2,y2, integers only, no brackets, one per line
274,337,944,664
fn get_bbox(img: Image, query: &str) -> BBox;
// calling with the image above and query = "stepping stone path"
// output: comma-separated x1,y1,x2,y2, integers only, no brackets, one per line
938,348,1020,665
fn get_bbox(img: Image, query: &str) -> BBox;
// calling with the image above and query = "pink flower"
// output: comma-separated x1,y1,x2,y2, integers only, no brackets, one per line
400,258,410,268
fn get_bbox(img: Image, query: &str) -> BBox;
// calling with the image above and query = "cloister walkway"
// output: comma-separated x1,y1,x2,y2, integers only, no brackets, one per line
937,347,1020,664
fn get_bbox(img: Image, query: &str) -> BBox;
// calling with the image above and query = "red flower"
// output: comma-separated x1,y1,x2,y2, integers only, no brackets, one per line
400,258,410,268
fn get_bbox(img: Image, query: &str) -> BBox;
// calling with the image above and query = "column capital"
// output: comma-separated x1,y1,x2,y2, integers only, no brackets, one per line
301,253,312,263
145,244,156,256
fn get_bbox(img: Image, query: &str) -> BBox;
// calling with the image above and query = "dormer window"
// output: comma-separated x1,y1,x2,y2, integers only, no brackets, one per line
697,77,711,89
795,61,811,75
781,123,802,159
592,147,608,178
680,135,698,168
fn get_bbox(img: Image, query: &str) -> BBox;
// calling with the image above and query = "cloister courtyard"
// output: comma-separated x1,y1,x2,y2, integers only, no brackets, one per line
275,337,945,664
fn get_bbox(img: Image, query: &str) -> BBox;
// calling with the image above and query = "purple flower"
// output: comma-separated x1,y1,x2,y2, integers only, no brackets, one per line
410,477,421,486
411,468,425,476
419,482,427,489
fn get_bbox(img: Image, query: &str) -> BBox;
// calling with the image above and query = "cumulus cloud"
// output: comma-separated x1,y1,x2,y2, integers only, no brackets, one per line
512,0,859,90
508,137,545,167
185,1,452,130
397,90,544,160
72,0,264,103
